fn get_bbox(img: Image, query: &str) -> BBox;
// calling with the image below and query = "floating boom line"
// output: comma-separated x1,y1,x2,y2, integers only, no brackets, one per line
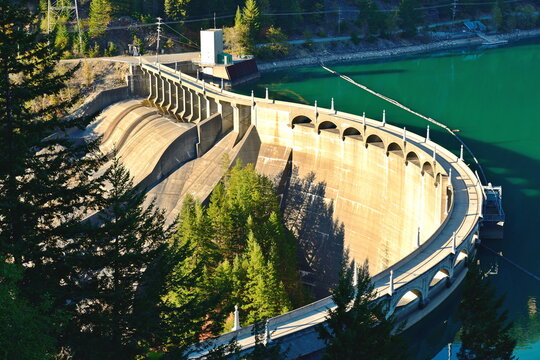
320,63,487,184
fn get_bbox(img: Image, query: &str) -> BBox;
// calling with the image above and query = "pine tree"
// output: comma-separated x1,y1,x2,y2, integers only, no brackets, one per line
66,158,166,359
243,232,290,323
235,5,243,26
457,261,516,360
242,0,260,41
317,261,409,360
89,0,112,38
0,258,60,360
0,0,103,309
164,0,192,21
398,0,421,37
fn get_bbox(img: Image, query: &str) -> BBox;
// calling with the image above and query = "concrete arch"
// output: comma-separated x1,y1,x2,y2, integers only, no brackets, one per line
422,161,434,176
429,268,450,287
317,120,338,134
387,142,404,157
454,249,468,267
292,115,313,128
406,151,420,166
395,289,424,308
365,134,385,149
342,126,362,141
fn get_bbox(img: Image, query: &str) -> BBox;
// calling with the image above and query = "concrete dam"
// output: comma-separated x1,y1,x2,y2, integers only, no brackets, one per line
79,60,483,358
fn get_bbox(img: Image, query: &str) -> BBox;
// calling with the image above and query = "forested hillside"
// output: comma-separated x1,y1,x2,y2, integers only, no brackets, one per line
33,0,540,59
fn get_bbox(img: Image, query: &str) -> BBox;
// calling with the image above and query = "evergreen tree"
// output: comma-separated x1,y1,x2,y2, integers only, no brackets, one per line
457,261,516,360
66,158,166,359
89,0,112,38
242,0,260,41
243,232,290,324
317,261,409,360
398,0,421,37
54,21,71,51
0,0,103,310
0,258,60,360
165,0,192,20
235,5,243,25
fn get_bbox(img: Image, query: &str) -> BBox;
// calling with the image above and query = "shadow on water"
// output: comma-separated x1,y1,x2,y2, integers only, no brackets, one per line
282,167,345,300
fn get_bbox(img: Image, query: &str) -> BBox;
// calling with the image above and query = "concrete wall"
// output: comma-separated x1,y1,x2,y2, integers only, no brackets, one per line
196,113,223,157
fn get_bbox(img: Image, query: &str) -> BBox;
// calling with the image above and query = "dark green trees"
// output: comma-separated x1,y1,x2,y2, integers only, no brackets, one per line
317,261,408,360
166,162,305,335
457,262,516,360
398,0,422,37
89,0,113,38
67,158,166,359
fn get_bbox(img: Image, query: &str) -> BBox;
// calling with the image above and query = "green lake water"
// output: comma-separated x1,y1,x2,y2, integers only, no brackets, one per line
234,38,540,359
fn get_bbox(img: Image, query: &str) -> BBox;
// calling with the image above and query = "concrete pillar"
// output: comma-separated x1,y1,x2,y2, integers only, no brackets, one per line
147,72,153,100
331,97,335,113
452,231,456,254
448,168,452,186
314,100,318,119
232,305,241,331
233,104,240,133
362,112,366,128
160,76,166,106
460,145,464,161
167,80,173,110
265,87,269,100
154,74,159,103
251,90,254,105
173,83,179,114
417,227,421,247
221,78,224,92
426,125,430,142
402,127,407,143
382,109,386,126
251,104,257,126
206,97,211,119
433,145,437,162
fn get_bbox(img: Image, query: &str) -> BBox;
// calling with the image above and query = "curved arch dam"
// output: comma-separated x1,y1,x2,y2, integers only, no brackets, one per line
75,62,483,358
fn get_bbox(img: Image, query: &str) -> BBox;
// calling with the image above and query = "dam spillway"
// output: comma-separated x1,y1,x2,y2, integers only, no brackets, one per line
78,60,483,358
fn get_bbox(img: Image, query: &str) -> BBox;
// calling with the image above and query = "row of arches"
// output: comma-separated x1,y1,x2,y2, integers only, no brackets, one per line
292,116,443,177
393,248,470,311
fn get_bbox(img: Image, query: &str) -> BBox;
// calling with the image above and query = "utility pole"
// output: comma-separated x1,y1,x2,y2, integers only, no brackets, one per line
155,17,162,64
47,0,83,53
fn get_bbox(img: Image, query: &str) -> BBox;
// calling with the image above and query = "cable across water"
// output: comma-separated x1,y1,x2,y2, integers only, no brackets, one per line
320,63,488,184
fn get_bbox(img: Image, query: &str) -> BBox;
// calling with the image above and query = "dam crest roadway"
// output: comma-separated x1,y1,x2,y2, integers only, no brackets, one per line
76,58,484,359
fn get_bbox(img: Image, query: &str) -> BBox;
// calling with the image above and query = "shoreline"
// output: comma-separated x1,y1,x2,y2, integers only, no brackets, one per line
257,29,540,72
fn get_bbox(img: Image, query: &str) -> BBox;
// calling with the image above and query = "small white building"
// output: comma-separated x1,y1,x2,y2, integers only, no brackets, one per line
200,29,223,65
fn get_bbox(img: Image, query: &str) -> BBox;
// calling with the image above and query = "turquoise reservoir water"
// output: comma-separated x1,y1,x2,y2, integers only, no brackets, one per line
235,38,540,359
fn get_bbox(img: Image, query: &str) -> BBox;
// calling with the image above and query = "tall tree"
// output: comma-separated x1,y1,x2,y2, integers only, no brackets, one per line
89,0,112,38
0,0,102,306
0,258,61,360
243,232,290,324
317,261,409,360
242,0,261,41
66,158,166,360
398,0,421,37
164,0,192,20
458,261,516,360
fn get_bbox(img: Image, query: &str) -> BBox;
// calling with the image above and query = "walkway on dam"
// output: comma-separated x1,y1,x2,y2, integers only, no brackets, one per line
188,114,481,358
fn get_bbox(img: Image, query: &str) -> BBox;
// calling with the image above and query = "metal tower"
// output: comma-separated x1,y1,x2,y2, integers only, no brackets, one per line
47,0,83,52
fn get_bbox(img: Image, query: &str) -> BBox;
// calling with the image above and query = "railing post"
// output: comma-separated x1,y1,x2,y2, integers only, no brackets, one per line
382,109,386,126
232,305,241,331
460,144,464,161
362,112,366,128
314,100,318,118
426,125,430,142
331,97,335,113
403,127,407,143
265,87,269,100
264,319,271,345
452,232,457,254
417,227,421,247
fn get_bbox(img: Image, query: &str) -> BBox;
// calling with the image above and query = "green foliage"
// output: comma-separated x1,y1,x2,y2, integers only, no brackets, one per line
243,0,261,40
243,232,291,323
350,31,360,45
104,41,117,56
492,0,511,31
317,261,409,360
88,41,101,57
165,0,191,20
224,23,252,55
54,21,71,50
398,0,421,37
0,259,61,360
133,34,144,54
458,261,516,360
66,158,166,359
0,0,103,304
355,0,388,37
513,4,537,29
89,0,112,38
